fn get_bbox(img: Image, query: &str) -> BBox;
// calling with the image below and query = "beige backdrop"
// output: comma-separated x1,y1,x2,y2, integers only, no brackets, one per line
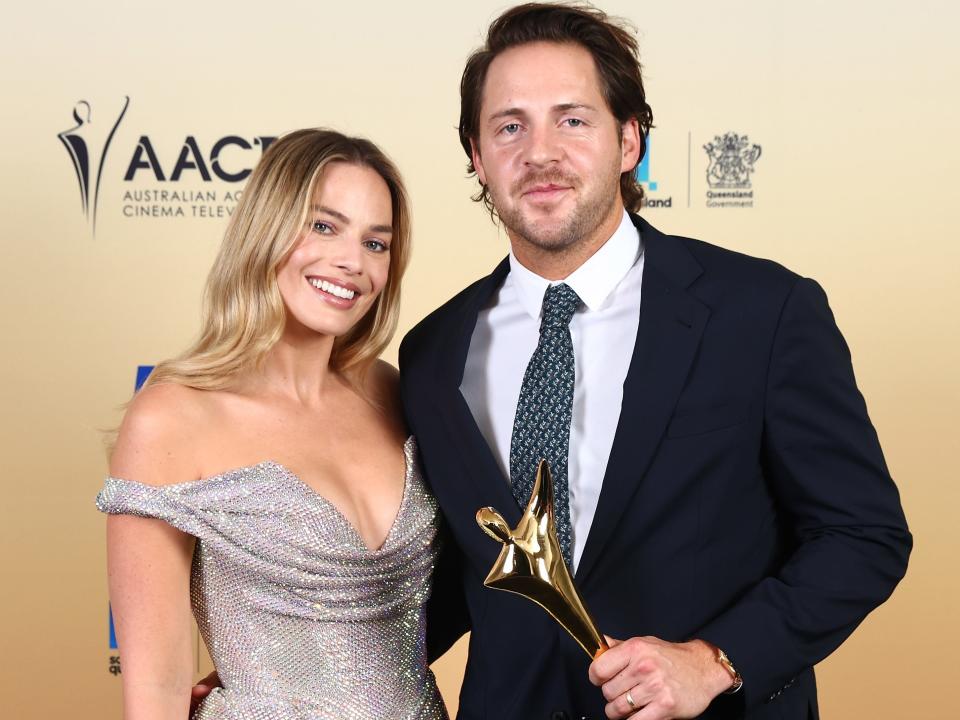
2,1,957,717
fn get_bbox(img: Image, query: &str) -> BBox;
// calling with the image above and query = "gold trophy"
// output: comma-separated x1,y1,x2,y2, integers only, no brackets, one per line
476,460,608,659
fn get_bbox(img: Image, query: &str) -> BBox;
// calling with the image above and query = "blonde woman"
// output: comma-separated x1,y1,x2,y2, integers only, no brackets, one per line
97,129,447,719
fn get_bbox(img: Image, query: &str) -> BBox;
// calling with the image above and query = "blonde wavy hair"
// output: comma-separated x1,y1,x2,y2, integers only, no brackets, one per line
144,128,411,392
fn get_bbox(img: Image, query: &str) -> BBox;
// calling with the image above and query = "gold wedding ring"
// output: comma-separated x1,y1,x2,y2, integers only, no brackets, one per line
626,690,637,709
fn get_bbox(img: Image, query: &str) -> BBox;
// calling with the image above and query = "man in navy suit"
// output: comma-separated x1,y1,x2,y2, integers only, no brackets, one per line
400,4,911,719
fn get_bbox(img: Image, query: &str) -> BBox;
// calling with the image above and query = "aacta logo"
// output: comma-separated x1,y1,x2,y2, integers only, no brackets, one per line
59,97,277,233
57,97,130,233
124,134,277,182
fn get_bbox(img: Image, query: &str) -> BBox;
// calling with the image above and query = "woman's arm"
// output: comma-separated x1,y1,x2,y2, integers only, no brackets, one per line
108,514,195,719
107,384,205,719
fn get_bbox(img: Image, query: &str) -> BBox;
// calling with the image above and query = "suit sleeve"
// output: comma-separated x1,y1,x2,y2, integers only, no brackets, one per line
399,332,472,663
697,277,912,710
425,521,472,663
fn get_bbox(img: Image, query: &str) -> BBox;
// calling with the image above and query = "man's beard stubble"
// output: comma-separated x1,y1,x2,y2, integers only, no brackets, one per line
489,165,621,257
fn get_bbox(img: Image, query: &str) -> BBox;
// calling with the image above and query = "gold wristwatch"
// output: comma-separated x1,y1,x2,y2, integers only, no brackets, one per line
716,647,743,694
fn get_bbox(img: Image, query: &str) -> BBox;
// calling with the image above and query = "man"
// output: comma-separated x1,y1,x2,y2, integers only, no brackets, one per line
400,3,911,720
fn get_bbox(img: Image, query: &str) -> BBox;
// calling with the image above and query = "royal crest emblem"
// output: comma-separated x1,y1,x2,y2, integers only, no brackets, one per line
703,132,761,189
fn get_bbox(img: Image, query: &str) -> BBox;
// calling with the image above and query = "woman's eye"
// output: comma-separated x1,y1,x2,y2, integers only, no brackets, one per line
364,239,389,253
312,221,332,234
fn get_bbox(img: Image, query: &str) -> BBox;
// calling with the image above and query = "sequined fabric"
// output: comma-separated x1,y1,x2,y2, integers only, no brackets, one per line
96,437,447,720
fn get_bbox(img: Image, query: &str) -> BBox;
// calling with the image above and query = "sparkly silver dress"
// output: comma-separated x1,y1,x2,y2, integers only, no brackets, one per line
96,437,447,720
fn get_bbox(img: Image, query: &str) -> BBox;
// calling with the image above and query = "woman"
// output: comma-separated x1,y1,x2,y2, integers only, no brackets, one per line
97,129,447,719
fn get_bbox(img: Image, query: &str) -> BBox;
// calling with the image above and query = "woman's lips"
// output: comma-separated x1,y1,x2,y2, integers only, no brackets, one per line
306,276,362,309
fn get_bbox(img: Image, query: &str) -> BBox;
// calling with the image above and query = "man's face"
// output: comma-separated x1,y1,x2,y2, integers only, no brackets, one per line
471,41,639,255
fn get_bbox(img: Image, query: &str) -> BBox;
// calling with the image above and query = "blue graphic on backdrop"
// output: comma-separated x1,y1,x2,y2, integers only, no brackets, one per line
109,606,118,649
135,365,154,391
634,134,672,208
635,134,657,191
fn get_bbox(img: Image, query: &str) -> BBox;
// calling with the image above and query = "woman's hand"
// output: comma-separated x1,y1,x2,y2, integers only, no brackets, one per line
190,671,221,716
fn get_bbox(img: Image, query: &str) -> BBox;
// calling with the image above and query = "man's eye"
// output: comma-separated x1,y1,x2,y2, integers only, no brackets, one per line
502,123,521,135
565,118,584,128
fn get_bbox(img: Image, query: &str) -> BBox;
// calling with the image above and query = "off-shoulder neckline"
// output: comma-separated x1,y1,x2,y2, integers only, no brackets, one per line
104,436,417,553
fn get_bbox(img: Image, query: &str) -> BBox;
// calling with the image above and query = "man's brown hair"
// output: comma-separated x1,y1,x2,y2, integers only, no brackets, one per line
459,2,654,215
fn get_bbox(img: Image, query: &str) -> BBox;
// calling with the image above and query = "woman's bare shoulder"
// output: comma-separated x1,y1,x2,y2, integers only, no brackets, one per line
368,359,399,389
110,383,216,486
367,359,400,401
361,360,405,428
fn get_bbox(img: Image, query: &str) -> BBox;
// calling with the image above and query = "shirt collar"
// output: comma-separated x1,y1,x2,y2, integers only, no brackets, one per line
508,210,641,320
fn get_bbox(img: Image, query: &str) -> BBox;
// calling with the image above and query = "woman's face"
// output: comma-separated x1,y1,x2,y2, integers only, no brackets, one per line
276,162,394,340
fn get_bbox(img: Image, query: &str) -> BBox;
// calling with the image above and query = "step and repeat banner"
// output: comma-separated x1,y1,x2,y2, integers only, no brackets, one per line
2,1,956,718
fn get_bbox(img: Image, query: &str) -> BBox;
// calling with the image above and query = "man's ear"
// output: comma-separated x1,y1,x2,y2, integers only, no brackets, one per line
620,117,642,173
470,137,487,185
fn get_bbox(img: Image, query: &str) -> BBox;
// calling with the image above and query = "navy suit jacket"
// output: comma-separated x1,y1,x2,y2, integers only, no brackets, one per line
399,214,911,720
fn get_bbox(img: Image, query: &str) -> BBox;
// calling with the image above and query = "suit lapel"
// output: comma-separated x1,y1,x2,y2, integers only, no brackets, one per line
432,257,524,527
576,216,710,584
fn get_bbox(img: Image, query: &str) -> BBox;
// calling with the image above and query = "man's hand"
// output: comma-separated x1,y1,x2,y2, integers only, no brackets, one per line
190,671,220,716
588,637,732,719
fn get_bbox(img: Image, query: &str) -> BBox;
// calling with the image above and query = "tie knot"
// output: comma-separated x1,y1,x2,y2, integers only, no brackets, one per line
540,283,581,330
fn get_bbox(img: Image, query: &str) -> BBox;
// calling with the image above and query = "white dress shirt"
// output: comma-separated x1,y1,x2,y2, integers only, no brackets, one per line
460,210,644,571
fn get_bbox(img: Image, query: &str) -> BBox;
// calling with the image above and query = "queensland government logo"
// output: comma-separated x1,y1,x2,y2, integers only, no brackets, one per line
703,132,761,208
58,97,276,235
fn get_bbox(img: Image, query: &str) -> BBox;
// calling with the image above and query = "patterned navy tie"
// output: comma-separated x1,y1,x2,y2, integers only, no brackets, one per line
509,282,581,568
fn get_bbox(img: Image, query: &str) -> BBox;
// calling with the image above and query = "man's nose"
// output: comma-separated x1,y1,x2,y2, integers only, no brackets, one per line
524,124,562,167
